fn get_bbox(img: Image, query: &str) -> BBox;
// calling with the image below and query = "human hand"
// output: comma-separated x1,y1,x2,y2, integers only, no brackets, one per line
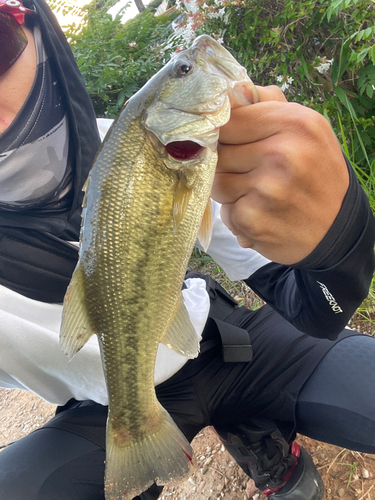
211,85,349,265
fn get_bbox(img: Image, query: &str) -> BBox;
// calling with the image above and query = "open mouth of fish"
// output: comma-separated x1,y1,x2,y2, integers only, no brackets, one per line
164,141,203,160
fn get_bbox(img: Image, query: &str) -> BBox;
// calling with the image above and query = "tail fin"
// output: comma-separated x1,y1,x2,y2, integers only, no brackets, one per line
105,405,195,499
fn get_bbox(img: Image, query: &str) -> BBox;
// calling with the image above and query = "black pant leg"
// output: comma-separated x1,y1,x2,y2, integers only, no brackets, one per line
0,427,105,500
296,334,375,453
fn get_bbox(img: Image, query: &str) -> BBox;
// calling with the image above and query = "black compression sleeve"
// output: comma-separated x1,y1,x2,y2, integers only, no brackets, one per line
245,156,375,340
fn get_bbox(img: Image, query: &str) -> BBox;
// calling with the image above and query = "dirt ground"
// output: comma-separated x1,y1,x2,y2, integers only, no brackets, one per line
0,388,374,499
0,267,374,499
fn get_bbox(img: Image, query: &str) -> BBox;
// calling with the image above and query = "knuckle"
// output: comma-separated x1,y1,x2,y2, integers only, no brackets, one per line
267,85,287,101
289,104,328,139
233,198,267,240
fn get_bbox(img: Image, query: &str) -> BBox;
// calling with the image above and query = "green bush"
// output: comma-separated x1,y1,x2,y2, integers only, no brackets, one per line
61,0,178,117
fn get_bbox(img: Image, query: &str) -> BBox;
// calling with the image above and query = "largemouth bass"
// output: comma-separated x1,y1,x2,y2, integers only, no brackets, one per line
60,35,258,500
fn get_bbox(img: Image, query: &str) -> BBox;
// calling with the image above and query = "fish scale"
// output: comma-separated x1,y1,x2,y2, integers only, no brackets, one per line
60,35,258,499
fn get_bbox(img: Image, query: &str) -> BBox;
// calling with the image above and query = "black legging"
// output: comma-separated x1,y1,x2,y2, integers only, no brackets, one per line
296,334,375,453
0,307,374,500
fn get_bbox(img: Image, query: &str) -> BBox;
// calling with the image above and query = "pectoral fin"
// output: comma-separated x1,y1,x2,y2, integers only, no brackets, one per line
60,265,97,359
81,176,90,208
161,293,200,359
173,174,193,234
197,199,213,252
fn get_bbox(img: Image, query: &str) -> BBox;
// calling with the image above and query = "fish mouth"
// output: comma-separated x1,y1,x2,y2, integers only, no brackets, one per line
165,141,203,160
147,130,211,166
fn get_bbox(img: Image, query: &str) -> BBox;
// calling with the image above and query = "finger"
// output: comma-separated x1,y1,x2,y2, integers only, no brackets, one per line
212,164,287,205
255,85,288,103
229,80,259,108
216,134,285,174
219,100,292,145
219,99,313,145
211,171,250,204
220,84,290,146
219,199,258,249
228,83,285,109
216,141,257,173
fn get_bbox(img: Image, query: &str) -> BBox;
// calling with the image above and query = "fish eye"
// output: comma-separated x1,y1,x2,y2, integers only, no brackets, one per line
174,60,193,77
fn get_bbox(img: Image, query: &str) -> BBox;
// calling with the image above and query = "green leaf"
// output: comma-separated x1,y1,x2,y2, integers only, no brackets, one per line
335,86,371,168
370,45,375,65
116,88,126,108
326,5,332,21
366,84,374,99
365,27,373,40
297,49,311,81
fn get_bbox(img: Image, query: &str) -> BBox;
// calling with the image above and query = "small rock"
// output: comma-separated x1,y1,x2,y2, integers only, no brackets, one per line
245,479,258,498
200,467,208,475
204,456,212,466
362,468,370,479
188,476,196,485
221,444,225,452
338,488,345,497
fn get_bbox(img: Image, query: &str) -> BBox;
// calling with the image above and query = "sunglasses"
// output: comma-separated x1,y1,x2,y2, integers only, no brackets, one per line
0,0,35,78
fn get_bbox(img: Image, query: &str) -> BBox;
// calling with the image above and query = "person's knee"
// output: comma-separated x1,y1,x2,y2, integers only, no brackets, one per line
296,334,375,453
